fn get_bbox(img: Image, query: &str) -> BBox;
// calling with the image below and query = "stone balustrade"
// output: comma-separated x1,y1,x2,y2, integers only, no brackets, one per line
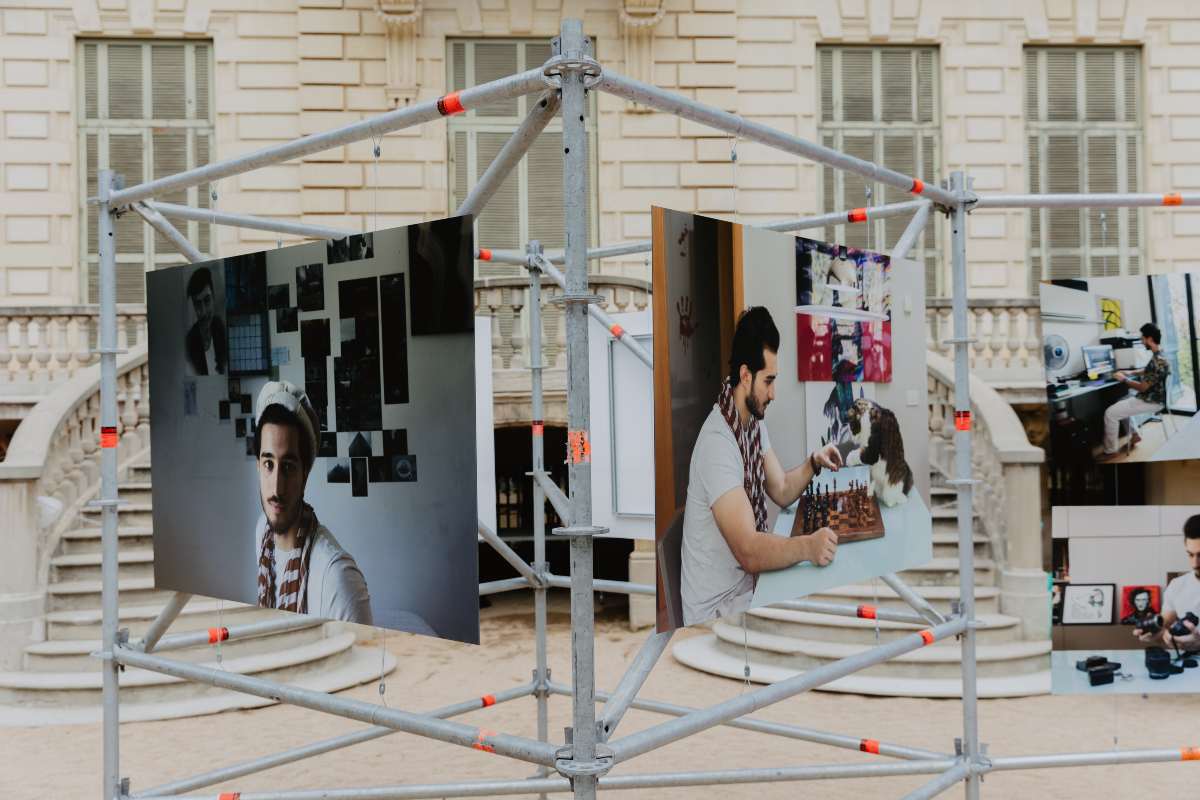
0,344,150,669
926,350,1048,642
926,299,1043,400
0,306,148,390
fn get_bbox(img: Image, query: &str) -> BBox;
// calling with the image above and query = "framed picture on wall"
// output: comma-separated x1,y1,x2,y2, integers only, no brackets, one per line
1061,583,1116,625
1119,585,1162,625
1051,580,1068,625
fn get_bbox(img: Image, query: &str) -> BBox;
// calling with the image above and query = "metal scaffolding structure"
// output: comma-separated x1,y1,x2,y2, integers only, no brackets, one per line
89,18,1200,800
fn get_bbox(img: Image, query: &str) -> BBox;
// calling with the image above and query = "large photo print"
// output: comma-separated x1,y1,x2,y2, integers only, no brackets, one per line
147,217,479,643
652,207,932,633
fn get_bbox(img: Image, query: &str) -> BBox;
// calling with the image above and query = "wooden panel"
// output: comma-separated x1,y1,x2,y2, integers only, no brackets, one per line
651,206,673,632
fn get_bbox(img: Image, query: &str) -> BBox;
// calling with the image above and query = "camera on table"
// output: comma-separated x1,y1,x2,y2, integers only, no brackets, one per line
1167,611,1199,639
1076,655,1122,686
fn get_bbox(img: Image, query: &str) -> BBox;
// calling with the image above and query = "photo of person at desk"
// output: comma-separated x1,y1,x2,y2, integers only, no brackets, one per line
1096,323,1170,462
679,306,843,627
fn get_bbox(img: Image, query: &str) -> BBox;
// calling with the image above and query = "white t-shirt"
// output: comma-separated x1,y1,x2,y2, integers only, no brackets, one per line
203,340,216,374
272,545,302,608
680,406,772,627
1163,571,1200,619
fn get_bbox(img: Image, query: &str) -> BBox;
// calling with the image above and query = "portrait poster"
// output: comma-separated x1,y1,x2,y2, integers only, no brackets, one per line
147,216,481,643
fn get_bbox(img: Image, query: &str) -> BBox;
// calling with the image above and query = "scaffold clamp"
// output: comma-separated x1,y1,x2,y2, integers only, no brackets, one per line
552,524,609,538
555,743,615,781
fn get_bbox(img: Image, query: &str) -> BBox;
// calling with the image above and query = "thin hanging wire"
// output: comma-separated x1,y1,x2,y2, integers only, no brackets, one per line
730,134,740,224
215,598,224,670
370,134,383,235
741,615,752,693
378,628,389,707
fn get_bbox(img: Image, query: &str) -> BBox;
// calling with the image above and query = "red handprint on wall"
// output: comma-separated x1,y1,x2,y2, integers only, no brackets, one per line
677,295,698,353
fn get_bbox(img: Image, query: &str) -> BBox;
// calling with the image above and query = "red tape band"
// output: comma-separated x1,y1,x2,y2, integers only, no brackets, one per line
1183,746,1200,761
847,207,868,223
481,693,496,707
100,426,118,449
473,728,496,753
860,738,881,754
568,430,592,464
920,630,935,646
219,793,241,800
477,248,492,261
532,422,544,437
911,178,925,195
857,604,877,620
954,410,971,431
610,323,625,338
1164,192,1183,206
208,627,229,644
437,92,465,116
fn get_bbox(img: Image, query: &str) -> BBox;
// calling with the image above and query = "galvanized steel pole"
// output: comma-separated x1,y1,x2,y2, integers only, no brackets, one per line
134,592,192,653
146,200,353,241
596,629,672,741
890,201,932,263
131,202,204,263
98,168,122,800
973,192,1200,208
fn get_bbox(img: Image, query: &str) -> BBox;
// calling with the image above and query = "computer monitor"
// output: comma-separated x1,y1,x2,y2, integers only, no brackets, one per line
1082,344,1115,376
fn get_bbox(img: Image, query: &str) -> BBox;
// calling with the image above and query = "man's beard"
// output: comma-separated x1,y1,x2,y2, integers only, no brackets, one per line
746,392,765,421
262,494,303,536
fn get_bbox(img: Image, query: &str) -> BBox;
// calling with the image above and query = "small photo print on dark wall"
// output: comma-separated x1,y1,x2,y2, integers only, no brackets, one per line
300,318,331,359
327,459,350,484
350,233,374,261
296,263,324,311
235,417,246,438
380,273,409,404
382,428,408,456
351,457,368,497
319,432,337,458
408,216,474,336
268,283,290,309
275,307,298,333
327,236,350,265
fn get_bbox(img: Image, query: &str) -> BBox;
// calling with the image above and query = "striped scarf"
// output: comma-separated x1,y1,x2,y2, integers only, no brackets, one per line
257,504,317,614
717,381,768,533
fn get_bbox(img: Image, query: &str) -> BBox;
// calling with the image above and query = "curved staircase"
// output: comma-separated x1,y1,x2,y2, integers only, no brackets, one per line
674,474,1052,698
0,455,395,726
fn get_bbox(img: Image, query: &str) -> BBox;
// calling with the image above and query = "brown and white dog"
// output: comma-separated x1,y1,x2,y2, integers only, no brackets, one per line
845,398,913,507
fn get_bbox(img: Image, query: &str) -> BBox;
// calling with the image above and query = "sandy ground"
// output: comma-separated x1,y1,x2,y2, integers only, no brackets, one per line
5,591,1198,799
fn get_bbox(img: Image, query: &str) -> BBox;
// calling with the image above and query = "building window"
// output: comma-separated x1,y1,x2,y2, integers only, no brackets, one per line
79,40,214,303
446,39,598,278
1025,47,1142,292
817,46,942,296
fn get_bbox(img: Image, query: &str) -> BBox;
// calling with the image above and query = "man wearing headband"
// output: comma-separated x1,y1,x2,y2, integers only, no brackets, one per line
253,380,373,623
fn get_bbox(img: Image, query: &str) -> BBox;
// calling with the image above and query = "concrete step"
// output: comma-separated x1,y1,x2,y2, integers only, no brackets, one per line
46,577,174,612
701,621,1050,683
80,502,153,529
806,584,1001,615
22,620,325,671
897,557,994,587
674,633,1049,698
45,598,270,641
50,548,154,583
115,481,153,505
59,526,154,556
0,629,367,709
0,641,394,726
127,462,152,481
742,606,1025,647
931,530,990,560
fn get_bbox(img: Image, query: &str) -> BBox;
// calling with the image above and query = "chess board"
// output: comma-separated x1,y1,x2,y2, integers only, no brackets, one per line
789,485,886,544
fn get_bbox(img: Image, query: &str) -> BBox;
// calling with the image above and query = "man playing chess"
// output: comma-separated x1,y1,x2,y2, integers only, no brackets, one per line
680,306,843,627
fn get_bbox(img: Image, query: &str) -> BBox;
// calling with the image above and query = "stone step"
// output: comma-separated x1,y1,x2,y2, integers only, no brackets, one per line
700,621,1050,683
930,505,975,521
674,633,1049,698
50,548,154,583
126,462,153,482
46,577,174,612
45,599,279,641
0,640,394,726
115,482,153,505
60,526,154,556
0,629,365,709
22,620,325,671
80,503,153,529
931,531,990,560
806,584,1001,615
898,557,994,587
742,607,1024,647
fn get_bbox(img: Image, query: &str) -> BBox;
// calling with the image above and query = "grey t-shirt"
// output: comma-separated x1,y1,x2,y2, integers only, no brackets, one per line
680,406,771,627
1163,571,1200,620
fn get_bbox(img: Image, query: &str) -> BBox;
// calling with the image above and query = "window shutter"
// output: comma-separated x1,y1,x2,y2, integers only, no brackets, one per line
819,50,834,123
916,50,935,124
527,130,565,251
84,44,99,119
880,49,912,123
152,129,189,258
475,130,521,272
451,129,468,218
195,132,211,255
152,45,186,119
195,44,210,121
1084,51,1116,122
108,44,144,120
473,43,518,118
840,50,873,122
1045,50,1078,122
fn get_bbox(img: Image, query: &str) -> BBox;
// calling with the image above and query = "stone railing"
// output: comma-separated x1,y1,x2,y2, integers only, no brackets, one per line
474,275,651,426
0,343,150,669
926,350,1048,642
927,299,1043,399
0,305,148,390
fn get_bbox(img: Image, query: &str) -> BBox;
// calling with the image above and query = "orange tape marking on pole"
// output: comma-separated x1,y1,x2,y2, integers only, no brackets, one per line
532,420,544,437
218,793,241,800
954,410,971,431
847,207,868,223
911,178,925,195
919,630,935,646
100,426,118,449
1163,193,1183,206
477,248,493,261
609,323,625,339
208,627,229,644
473,728,497,753
856,604,877,620
1182,746,1200,761
437,92,465,116
859,738,881,755
568,430,592,464
481,693,496,708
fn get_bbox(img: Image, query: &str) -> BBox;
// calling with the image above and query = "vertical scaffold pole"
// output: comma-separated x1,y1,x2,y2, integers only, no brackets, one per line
949,171,981,798
554,18,610,799
527,239,551,794
98,169,122,800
